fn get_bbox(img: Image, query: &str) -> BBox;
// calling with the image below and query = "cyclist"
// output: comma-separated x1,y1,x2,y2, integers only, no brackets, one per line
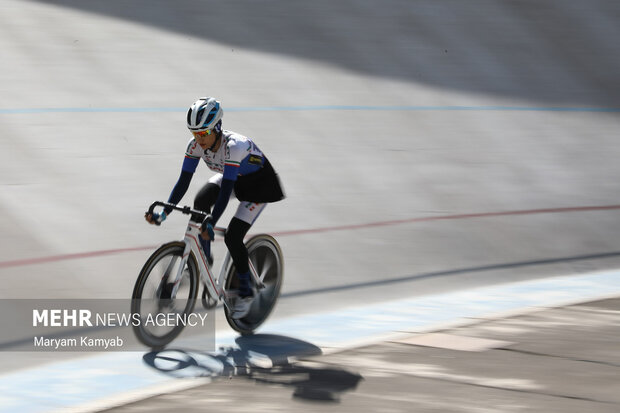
145,97,285,318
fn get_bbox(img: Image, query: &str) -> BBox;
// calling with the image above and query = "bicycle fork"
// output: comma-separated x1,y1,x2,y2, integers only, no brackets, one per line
167,240,191,299
167,222,207,299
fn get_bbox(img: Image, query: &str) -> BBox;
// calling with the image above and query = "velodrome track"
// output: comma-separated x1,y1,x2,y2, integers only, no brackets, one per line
1,0,620,410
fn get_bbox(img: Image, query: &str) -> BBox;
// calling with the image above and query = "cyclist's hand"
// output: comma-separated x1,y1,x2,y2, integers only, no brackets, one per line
145,211,166,226
201,215,215,240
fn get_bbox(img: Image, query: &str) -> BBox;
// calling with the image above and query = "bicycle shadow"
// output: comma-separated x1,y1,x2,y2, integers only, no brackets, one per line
142,334,363,402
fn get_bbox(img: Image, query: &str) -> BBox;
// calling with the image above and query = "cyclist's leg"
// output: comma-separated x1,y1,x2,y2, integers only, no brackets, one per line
193,174,222,260
226,202,266,297
194,174,222,214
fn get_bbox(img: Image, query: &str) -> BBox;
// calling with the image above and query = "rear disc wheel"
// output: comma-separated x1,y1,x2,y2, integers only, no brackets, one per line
224,234,284,335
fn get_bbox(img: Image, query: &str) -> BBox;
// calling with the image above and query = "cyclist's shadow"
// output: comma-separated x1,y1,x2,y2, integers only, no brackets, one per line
142,334,363,402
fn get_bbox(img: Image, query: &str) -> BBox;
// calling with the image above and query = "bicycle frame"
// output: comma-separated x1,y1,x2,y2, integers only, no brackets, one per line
179,220,229,302
134,200,284,343
148,201,264,308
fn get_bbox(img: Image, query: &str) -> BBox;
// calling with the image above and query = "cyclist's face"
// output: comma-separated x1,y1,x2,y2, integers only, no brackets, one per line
192,129,216,150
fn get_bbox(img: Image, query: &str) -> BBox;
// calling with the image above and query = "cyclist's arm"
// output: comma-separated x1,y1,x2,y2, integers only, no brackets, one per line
164,156,199,215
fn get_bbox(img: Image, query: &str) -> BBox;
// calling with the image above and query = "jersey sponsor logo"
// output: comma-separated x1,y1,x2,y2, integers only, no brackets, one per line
248,155,263,165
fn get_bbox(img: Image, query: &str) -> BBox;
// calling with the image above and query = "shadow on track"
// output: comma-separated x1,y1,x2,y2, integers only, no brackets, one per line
142,334,363,402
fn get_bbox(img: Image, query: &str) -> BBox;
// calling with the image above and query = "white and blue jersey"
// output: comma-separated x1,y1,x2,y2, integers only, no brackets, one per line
182,131,265,182
164,130,275,226
164,129,282,226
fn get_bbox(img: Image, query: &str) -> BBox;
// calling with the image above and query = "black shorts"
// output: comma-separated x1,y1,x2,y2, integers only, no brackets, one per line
234,158,285,203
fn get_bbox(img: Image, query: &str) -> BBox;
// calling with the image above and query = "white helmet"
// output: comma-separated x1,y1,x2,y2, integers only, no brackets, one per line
186,97,223,132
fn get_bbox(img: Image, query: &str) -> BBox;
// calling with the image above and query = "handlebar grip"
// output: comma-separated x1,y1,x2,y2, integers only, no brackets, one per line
148,201,168,215
145,201,167,226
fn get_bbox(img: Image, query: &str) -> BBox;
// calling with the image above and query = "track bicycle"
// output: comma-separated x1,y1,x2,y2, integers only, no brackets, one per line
131,201,284,349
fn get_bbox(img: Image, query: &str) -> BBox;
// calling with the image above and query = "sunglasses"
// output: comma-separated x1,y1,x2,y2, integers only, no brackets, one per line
192,129,213,138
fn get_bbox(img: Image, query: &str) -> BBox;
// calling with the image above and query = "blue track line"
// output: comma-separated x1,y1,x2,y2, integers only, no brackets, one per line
1,105,620,115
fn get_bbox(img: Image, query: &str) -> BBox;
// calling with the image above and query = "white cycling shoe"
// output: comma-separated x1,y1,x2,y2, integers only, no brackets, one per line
231,295,254,319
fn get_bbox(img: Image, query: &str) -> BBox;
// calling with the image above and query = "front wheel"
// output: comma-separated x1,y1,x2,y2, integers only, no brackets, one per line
224,234,284,335
131,241,199,349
